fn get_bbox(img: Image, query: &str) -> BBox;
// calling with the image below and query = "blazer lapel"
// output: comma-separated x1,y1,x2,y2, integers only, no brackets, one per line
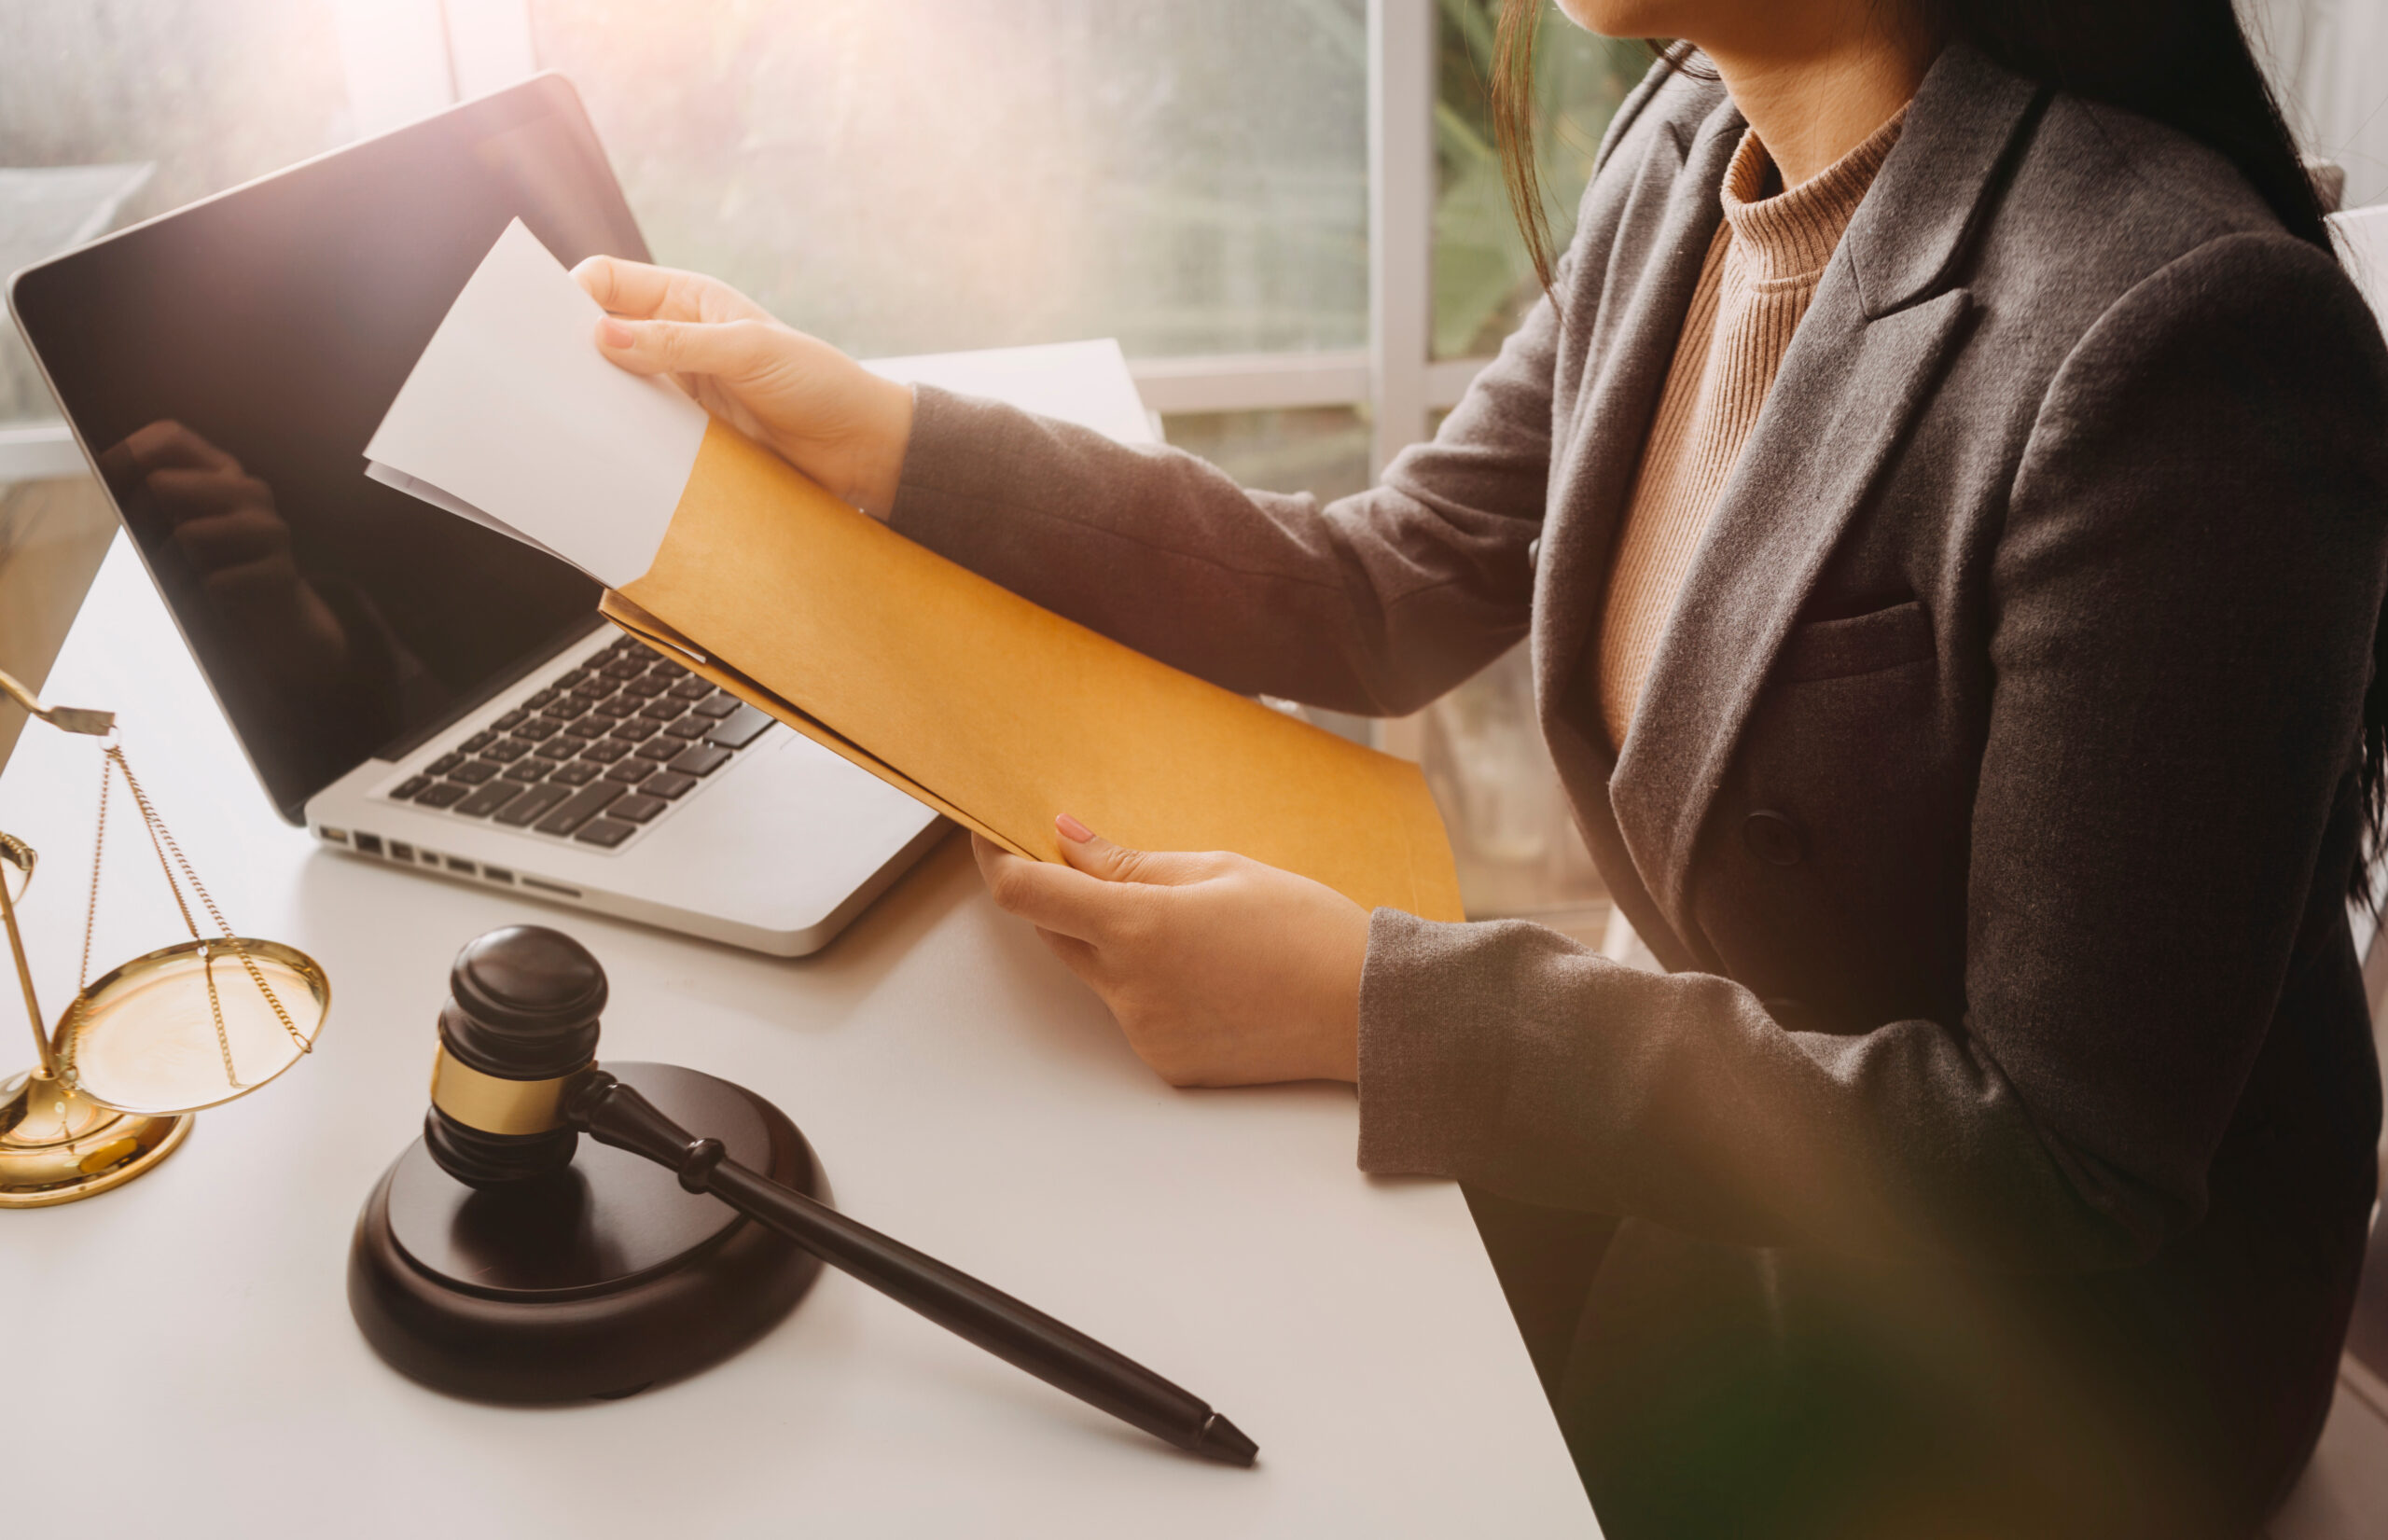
1604,45,2047,946
1526,94,1742,968
1608,284,1973,935
1533,99,1741,735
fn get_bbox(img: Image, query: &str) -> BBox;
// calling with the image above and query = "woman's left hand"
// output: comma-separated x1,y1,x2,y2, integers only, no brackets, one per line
974,816,1371,1087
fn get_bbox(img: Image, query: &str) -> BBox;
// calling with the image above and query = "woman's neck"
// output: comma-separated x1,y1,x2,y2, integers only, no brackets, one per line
1702,14,1937,188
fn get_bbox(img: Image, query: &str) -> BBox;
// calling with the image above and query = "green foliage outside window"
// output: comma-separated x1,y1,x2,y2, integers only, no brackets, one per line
1433,1,1648,359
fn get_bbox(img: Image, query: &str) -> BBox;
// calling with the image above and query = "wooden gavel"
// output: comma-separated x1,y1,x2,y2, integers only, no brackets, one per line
419,925,1256,1465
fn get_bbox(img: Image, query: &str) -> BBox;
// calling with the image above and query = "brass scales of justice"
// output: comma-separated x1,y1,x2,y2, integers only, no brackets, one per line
0,665,329,1206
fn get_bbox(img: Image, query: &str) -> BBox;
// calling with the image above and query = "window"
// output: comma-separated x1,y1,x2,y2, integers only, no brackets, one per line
532,0,1370,360
1433,1,1648,360
0,0,353,434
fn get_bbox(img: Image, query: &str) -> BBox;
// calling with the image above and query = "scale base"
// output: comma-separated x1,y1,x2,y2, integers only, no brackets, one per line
0,1066,190,1207
348,1061,825,1402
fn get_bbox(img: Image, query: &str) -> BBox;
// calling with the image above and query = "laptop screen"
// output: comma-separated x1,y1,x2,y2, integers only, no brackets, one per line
10,76,645,824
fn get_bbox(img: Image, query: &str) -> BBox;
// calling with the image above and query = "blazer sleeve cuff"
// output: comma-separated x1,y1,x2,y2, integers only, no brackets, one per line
1356,907,1517,1179
886,382,1019,540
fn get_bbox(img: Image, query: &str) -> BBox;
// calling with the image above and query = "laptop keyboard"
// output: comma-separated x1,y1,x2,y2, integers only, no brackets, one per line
383,633,775,850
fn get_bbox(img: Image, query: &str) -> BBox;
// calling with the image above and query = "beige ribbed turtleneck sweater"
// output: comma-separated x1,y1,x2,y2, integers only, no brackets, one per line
1595,108,1908,750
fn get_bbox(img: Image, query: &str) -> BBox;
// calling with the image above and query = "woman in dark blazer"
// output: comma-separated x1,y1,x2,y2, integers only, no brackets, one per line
581,1,2388,1532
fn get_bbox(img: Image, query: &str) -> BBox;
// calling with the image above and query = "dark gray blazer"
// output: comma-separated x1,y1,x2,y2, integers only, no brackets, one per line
888,44,2388,1536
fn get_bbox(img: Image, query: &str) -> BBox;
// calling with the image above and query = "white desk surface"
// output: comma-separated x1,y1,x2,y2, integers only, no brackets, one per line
0,540,1592,1536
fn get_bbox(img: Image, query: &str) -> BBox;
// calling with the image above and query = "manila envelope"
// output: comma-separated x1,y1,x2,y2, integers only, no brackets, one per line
602,420,1465,922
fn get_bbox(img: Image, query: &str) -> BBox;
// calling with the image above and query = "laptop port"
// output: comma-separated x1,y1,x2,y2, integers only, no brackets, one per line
318,827,350,844
480,867,515,884
519,876,581,898
389,841,415,863
354,834,384,856
445,857,475,874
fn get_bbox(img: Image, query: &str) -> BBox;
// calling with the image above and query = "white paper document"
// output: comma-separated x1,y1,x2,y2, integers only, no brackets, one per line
368,222,1165,590
364,218,708,589
863,340,1159,447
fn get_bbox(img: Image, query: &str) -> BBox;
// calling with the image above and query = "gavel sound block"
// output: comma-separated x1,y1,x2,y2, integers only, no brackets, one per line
348,928,824,1402
351,924,1255,1462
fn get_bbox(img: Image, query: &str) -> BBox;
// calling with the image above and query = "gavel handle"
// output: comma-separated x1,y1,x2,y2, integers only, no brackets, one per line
568,1071,1256,1465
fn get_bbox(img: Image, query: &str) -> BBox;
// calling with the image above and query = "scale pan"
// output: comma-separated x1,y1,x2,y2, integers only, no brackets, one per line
56,938,330,1115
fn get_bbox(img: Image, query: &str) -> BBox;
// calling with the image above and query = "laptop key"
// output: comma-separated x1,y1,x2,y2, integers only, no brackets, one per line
552,668,590,691
640,770,697,799
493,708,528,730
392,775,432,800
549,761,599,787
502,760,546,783
621,675,669,699
517,715,561,741
668,677,712,701
574,818,638,849
604,758,653,784
608,794,667,824
607,717,660,742
706,704,774,748
460,730,496,753
524,687,560,710
451,760,501,785
456,781,524,818
548,693,595,720
632,738,680,762
426,753,464,776
486,737,537,763
535,783,624,835
668,744,732,778
499,783,577,828
578,740,629,764
663,716,711,740
692,690,742,719
414,782,470,810
599,659,645,681
639,698,687,721
531,738,574,762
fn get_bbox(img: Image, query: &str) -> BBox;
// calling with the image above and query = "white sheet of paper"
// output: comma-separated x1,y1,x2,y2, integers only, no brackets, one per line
361,461,577,568
363,218,707,588
863,340,1159,446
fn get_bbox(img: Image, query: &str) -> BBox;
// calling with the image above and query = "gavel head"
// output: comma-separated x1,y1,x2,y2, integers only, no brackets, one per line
423,924,607,1189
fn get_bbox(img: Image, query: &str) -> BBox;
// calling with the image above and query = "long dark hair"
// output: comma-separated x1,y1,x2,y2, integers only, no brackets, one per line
1492,0,2388,904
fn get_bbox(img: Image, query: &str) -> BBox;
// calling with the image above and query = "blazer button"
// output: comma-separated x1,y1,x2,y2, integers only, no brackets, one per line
1743,809,1806,867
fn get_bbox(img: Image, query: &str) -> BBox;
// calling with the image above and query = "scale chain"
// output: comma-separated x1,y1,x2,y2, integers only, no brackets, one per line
66,742,310,1095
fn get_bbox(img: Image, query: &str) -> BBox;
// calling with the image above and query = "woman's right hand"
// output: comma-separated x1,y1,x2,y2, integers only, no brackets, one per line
572,257,914,519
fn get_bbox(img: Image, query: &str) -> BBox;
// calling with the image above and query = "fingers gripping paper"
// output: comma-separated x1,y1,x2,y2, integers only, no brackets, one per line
369,223,1463,920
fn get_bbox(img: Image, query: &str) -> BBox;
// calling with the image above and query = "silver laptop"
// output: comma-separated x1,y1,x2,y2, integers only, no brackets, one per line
7,76,944,955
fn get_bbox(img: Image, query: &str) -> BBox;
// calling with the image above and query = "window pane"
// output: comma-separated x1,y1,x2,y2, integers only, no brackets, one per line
1422,642,1609,924
0,0,353,425
532,0,1369,360
1433,1,1646,360
1160,406,1373,503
